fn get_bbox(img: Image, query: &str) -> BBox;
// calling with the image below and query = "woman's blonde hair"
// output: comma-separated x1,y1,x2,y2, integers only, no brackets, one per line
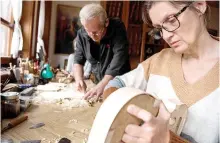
79,3,107,26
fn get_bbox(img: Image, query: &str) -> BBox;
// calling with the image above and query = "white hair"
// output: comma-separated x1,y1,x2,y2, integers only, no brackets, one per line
79,3,107,26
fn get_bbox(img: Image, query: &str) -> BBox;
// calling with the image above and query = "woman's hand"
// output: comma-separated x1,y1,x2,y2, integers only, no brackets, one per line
122,102,170,143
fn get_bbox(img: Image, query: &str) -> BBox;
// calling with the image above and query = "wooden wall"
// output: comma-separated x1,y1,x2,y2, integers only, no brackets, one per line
20,1,51,59
20,1,35,58
43,1,52,59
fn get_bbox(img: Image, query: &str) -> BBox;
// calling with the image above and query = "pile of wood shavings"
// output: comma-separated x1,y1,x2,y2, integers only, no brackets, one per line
33,85,91,109
33,80,98,109
56,98,90,110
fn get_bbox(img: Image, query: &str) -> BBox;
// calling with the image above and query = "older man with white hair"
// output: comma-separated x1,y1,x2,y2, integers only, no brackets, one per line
73,3,130,100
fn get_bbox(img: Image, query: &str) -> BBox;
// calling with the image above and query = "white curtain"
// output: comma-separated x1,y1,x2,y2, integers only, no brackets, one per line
36,0,46,59
10,0,23,58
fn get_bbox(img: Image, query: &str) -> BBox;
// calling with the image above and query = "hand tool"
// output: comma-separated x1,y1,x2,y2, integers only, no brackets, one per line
1,115,28,133
29,122,45,129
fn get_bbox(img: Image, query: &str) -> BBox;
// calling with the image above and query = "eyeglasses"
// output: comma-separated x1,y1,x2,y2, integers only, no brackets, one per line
149,3,191,40
86,27,105,37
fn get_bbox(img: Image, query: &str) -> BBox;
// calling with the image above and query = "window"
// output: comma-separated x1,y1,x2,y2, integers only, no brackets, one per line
0,0,13,57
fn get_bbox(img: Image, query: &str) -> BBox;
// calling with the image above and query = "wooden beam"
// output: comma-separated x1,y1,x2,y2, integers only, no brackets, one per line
100,1,107,10
0,18,14,29
8,9,14,56
20,1,35,58
33,1,40,59
140,24,147,62
122,1,129,30
43,1,52,60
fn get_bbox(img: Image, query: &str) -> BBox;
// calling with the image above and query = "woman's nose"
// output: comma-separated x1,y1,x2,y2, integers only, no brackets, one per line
162,29,174,41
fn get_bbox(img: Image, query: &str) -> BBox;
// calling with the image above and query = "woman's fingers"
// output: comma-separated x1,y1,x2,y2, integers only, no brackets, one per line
127,104,155,125
125,124,142,137
157,102,170,121
125,103,171,143
122,133,145,143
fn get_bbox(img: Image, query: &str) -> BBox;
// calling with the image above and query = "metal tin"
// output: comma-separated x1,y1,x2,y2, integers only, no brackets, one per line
1,92,20,118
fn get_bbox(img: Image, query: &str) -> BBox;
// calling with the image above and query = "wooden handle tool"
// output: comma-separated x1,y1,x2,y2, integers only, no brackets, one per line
1,115,28,133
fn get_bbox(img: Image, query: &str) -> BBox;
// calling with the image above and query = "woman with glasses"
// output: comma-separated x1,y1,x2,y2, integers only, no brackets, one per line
104,1,219,143
73,4,131,100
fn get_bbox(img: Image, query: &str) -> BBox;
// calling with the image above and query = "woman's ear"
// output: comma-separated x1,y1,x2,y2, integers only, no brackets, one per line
105,18,109,27
192,1,207,14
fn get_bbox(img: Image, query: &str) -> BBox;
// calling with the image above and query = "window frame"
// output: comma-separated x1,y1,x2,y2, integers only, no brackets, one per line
1,5,14,60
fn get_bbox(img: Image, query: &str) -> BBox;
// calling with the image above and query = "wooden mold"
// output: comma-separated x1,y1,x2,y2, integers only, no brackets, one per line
88,87,187,143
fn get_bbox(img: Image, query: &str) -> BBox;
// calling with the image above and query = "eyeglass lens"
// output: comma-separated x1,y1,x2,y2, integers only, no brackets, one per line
163,16,180,32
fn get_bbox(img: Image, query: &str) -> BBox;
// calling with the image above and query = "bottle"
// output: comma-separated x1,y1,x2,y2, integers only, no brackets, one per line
41,63,54,79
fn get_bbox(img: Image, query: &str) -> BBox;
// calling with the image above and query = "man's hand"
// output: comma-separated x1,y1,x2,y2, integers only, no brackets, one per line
75,80,87,93
83,81,105,100
122,102,170,143
73,64,86,93
84,75,114,100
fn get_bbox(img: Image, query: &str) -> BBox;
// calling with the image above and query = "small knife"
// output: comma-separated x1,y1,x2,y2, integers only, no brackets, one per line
20,140,41,143
29,122,45,129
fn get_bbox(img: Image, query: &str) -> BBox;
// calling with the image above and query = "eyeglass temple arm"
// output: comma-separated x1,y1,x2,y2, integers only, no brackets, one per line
176,3,192,17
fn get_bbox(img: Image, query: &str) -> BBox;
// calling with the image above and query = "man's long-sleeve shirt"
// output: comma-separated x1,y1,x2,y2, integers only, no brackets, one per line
74,18,131,82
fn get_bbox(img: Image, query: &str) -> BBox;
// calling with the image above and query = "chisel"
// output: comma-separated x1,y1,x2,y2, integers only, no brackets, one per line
1,114,28,133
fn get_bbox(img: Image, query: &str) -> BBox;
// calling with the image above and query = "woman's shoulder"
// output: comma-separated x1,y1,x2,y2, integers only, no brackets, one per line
140,48,178,79
141,47,181,72
145,48,177,63
158,48,176,57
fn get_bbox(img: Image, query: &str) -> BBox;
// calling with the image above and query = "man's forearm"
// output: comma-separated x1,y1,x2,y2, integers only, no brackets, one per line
97,75,114,98
99,75,114,87
73,64,84,81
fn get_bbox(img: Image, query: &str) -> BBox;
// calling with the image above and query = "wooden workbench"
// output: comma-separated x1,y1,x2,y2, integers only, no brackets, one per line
2,103,101,143
1,80,101,143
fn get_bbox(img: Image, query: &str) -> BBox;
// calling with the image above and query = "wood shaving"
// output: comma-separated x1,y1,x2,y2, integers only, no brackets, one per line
69,119,78,123
33,80,96,110
81,128,89,134
54,137,61,143
54,110,62,113
57,98,64,104
87,100,95,107
68,131,76,137
33,90,89,109
87,96,103,106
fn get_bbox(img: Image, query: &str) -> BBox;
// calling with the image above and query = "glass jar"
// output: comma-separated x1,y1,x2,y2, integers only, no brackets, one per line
1,92,20,119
